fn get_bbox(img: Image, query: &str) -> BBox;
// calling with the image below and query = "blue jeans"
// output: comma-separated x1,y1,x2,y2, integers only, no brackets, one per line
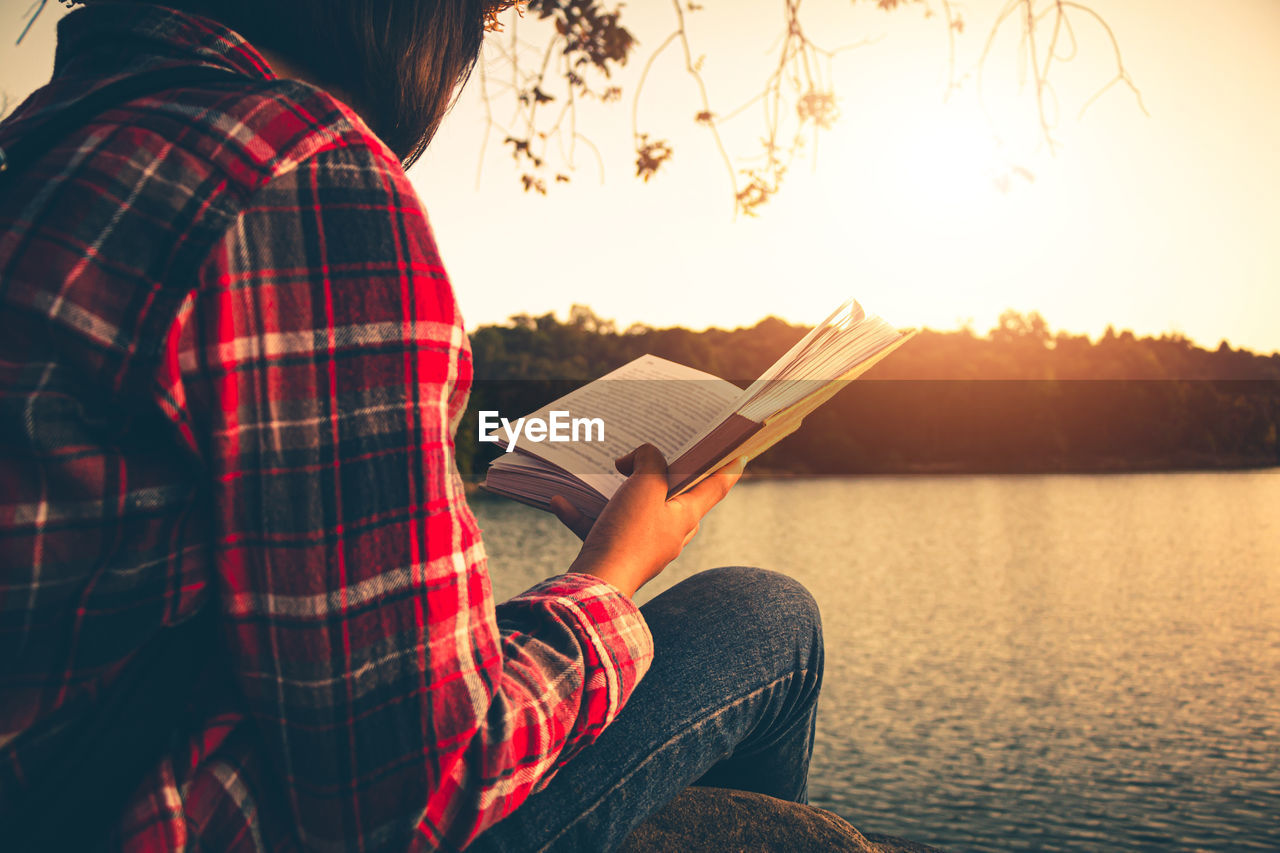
471,566,825,853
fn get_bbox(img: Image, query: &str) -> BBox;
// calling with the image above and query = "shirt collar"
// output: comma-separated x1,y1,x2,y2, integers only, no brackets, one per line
52,2,277,83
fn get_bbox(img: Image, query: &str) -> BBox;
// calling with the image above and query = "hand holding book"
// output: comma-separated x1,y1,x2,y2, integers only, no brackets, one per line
482,297,915,519
554,444,746,598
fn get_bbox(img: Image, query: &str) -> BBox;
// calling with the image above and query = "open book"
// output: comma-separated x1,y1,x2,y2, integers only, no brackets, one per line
480,299,915,519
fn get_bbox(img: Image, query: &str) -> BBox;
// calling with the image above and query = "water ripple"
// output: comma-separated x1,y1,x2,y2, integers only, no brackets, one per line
475,469,1280,851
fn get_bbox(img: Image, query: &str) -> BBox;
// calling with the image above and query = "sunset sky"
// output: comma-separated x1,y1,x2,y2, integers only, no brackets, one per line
3,0,1277,354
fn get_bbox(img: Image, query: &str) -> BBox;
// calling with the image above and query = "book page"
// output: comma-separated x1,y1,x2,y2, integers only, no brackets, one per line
669,298,903,468
484,302,913,515
490,354,743,500
665,297,906,479
483,452,612,518
734,299,901,421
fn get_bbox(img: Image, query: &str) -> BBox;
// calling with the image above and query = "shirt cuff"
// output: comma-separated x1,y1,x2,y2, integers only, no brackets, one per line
504,572,654,724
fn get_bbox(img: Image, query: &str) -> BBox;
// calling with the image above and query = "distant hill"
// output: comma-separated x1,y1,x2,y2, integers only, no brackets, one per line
458,308,1280,479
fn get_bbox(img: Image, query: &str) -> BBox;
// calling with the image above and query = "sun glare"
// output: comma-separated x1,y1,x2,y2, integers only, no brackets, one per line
780,98,1039,333
898,105,1016,217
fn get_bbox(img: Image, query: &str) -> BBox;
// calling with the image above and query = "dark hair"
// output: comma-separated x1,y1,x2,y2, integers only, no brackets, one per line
88,0,491,167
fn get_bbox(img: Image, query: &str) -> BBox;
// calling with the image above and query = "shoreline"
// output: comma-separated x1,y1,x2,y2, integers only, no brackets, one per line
462,458,1279,495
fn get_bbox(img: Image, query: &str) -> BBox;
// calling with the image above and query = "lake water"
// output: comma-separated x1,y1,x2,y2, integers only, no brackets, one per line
471,469,1280,852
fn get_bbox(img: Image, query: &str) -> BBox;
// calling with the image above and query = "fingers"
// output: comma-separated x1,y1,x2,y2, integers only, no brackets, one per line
680,521,700,549
550,495,594,540
615,443,668,477
672,456,747,519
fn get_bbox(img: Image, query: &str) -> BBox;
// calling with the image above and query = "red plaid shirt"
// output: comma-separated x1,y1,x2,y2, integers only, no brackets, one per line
0,5,652,850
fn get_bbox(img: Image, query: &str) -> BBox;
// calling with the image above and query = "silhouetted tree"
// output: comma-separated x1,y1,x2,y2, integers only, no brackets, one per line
478,0,1146,214
459,308,1280,478
13,1,1147,214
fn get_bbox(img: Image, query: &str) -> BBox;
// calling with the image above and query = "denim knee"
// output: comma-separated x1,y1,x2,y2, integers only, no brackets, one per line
693,566,821,625
687,566,824,681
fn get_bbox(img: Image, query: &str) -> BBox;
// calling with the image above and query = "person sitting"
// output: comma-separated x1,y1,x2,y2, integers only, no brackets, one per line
0,2,824,849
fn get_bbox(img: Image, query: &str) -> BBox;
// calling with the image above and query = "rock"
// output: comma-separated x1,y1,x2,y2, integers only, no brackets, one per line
618,787,944,853
862,833,948,853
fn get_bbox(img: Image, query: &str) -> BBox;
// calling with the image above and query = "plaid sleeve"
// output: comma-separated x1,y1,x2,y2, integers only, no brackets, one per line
172,138,653,850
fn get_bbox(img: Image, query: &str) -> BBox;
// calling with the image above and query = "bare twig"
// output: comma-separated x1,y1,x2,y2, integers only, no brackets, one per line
16,0,48,45
669,0,738,214
980,0,1146,152
475,0,1143,210
1062,1,1148,119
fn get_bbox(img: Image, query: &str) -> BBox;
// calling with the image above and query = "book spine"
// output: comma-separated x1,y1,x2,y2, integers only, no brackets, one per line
666,414,763,497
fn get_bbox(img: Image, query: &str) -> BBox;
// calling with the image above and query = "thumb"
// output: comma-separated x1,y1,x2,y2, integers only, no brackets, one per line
550,495,593,540
615,443,668,477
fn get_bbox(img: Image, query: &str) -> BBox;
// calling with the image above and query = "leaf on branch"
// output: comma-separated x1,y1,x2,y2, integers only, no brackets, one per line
503,136,531,160
532,0,637,74
482,0,1139,216
796,90,839,130
635,134,674,182
735,178,772,217
736,164,786,217
864,0,934,17
521,174,548,195
504,136,543,168
484,0,527,33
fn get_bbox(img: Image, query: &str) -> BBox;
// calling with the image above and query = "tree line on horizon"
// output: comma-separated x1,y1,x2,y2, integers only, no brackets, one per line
456,307,1280,479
